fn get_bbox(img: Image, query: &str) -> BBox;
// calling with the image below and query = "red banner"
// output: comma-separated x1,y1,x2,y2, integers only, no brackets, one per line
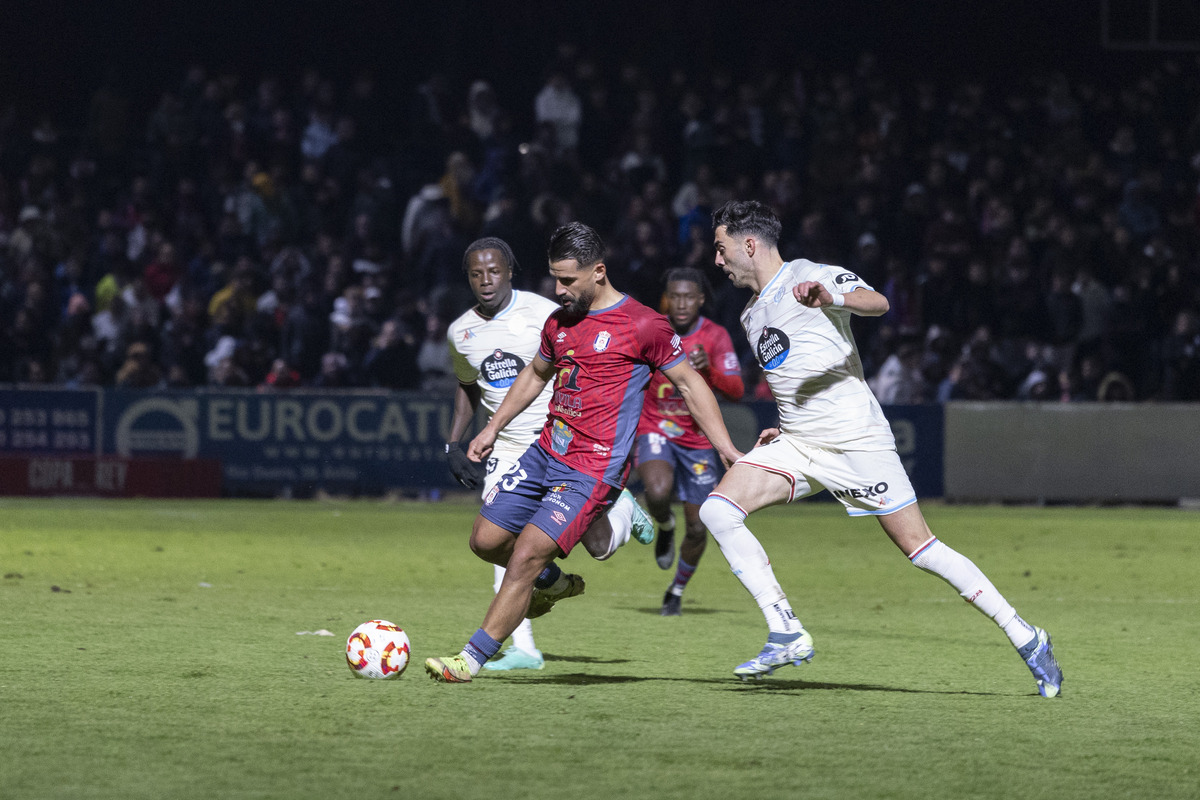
0,456,221,497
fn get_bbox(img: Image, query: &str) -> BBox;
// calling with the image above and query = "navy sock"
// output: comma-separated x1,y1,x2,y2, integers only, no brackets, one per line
463,628,502,668
534,563,561,589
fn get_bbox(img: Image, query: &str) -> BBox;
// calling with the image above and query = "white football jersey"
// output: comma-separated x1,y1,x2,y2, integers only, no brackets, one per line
741,259,895,450
447,290,559,457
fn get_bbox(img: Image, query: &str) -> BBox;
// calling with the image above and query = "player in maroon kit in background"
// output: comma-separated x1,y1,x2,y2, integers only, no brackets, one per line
425,222,742,683
636,267,744,615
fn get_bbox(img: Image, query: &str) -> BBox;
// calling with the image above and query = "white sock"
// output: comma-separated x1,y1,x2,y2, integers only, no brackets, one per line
494,565,538,653
700,494,803,635
594,492,633,560
460,648,485,674
909,537,1036,650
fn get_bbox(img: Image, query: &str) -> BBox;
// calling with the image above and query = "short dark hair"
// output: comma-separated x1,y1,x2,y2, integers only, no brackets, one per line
462,237,519,273
547,222,606,268
712,200,782,248
663,266,712,303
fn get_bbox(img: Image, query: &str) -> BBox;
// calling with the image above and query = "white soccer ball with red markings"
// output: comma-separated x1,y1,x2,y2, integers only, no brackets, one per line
346,620,410,679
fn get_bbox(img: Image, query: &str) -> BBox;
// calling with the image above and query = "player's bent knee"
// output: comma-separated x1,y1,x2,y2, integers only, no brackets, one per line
589,541,617,561
644,480,673,504
580,527,617,561
699,495,744,537
470,517,515,561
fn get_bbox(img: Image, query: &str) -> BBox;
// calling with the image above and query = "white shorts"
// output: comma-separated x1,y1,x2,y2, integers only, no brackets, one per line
734,433,917,516
480,443,531,499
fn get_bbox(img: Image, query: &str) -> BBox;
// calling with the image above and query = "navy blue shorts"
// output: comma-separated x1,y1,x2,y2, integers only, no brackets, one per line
480,444,620,555
634,433,722,505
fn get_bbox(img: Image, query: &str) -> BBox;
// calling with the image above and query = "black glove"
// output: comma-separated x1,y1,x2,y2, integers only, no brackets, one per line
445,441,484,489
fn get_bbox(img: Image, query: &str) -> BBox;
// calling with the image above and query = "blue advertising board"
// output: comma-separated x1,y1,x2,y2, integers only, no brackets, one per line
1,388,945,497
99,389,454,494
0,388,99,454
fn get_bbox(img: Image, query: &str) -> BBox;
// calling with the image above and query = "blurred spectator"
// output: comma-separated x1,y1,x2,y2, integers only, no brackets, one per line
1097,371,1136,402
869,341,929,404
1162,310,1200,400
281,279,331,380
1062,352,1108,401
114,341,163,388
361,318,419,389
207,258,258,328
534,71,582,158
938,329,1008,400
417,313,454,394
260,357,301,389
312,351,352,388
143,241,182,302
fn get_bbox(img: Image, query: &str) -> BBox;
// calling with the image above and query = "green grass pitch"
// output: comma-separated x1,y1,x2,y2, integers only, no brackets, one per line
1,498,1197,799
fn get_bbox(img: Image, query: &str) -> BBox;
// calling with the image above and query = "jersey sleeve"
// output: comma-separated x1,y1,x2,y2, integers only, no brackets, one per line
638,311,686,370
449,337,477,385
819,264,875,297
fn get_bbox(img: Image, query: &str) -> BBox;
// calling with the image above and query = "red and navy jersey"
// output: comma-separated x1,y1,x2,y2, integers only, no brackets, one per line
537,295,685,486
637,317,743,449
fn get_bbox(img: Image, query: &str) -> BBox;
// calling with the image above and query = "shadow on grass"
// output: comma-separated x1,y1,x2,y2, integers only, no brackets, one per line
490,671,1005,695
723,678,1004,696
540,654,631,665
627,606,730,616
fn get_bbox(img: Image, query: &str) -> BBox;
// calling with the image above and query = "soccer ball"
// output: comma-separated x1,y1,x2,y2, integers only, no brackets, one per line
346,620,410,679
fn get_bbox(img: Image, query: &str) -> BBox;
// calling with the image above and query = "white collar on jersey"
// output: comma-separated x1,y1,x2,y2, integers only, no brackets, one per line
754,261,790,301
474,290,519,321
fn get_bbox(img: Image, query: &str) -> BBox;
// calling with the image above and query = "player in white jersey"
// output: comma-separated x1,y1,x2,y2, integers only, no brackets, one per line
700,201,1062,698
445,237,653,671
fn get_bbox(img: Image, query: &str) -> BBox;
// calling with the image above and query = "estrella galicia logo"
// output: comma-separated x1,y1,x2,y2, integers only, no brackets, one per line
481,350,525,388
834,272,860,285
756,327,790,370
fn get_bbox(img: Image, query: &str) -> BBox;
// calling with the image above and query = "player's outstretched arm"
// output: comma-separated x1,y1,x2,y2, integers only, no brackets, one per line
662,359,743,466
793,283,889,316
467,354,554,462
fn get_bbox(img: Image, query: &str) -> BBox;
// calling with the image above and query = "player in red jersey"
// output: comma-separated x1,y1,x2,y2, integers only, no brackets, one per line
425,222,742,683
635,267,744,615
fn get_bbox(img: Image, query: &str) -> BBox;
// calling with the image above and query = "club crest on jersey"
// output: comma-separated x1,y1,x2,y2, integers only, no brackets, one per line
593,330,611,352
756,327,790,370
550,419,574,455
657,420,685,438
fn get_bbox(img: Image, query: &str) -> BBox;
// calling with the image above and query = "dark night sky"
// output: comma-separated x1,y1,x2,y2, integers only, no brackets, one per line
0,1,1192,123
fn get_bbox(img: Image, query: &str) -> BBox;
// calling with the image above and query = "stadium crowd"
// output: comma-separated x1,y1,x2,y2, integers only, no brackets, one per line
2,48,1200,402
